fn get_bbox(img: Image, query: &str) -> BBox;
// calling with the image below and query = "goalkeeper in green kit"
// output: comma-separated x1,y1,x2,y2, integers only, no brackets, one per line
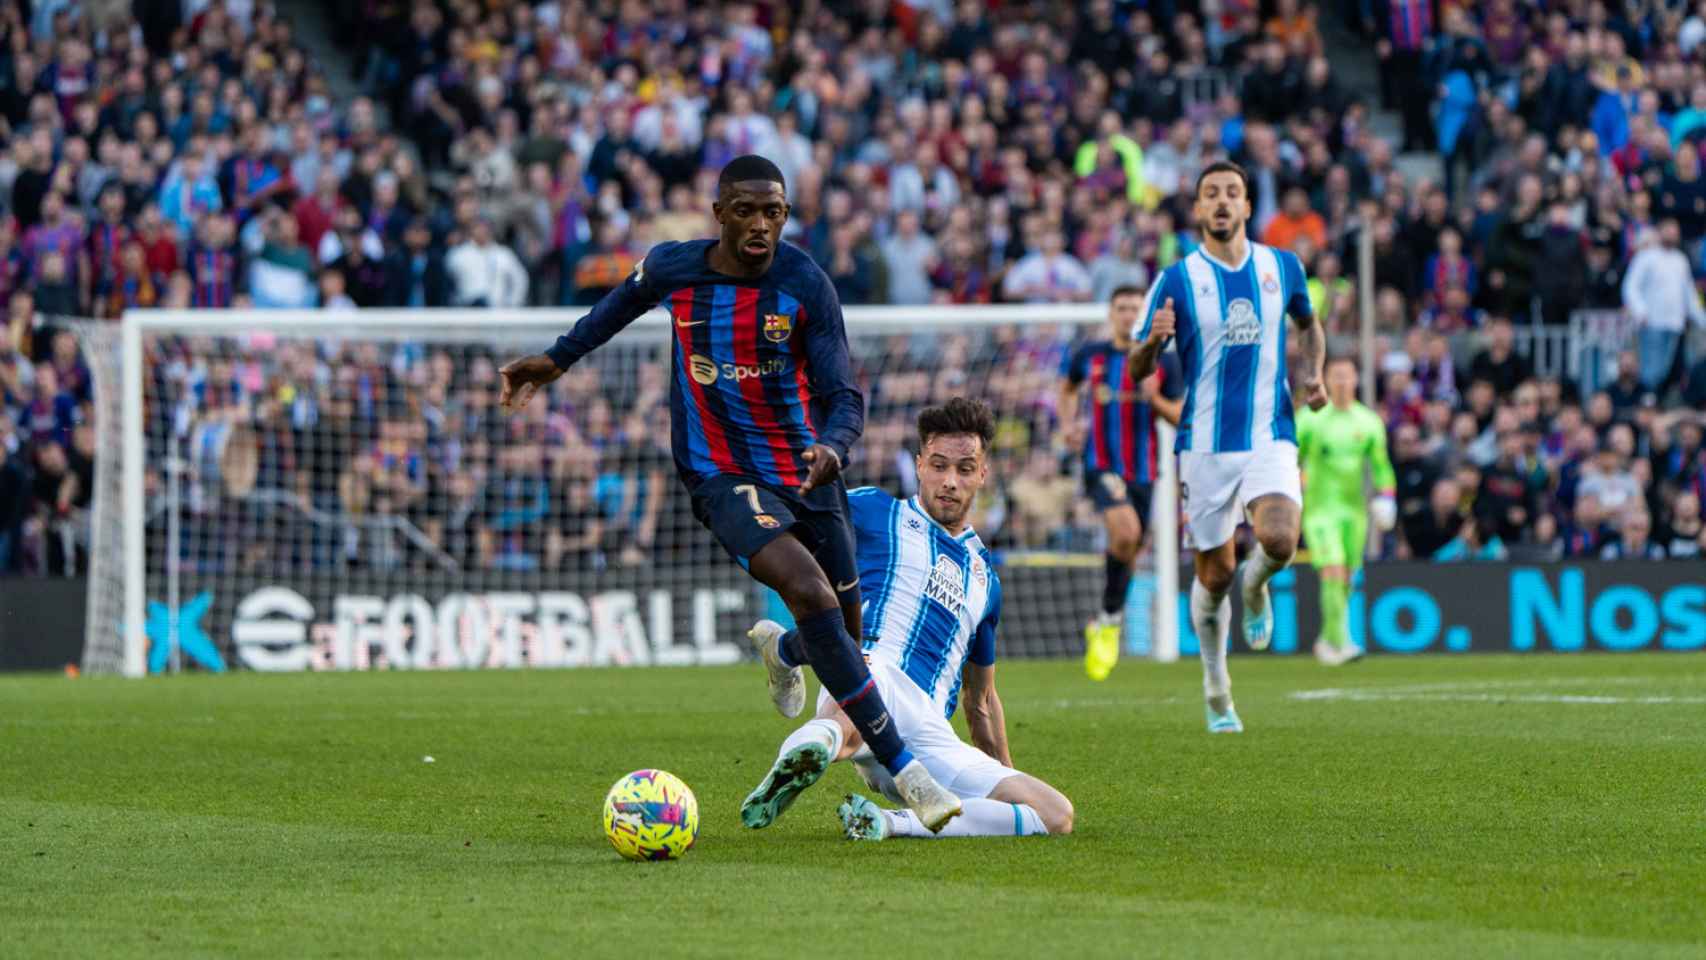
1295,357,1396,665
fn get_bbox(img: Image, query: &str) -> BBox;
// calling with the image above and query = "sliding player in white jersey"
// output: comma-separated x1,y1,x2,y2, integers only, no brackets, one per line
739,398,1074,840
1128,161,1327,734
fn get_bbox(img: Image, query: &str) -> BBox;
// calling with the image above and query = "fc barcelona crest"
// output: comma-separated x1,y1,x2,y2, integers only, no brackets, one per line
763,312,793,343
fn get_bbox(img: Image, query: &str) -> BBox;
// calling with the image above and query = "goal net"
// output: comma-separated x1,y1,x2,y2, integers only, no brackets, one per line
76,306,1178,676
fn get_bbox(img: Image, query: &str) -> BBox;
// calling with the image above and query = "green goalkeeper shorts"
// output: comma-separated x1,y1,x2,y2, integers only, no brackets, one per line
1304,508,1368,571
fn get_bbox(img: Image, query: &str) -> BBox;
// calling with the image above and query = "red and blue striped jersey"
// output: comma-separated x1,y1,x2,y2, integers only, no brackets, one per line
1063,340,1182,484
546,239,863,488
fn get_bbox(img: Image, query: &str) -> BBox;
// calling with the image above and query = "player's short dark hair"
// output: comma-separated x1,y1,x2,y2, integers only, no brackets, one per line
1109,284,1146,303
718,155,786,194
1327,354,1357,370
917,397,996,453
1195,160,1250,199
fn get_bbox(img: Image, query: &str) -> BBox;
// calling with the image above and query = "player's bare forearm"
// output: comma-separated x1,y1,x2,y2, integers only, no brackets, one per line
967,688,1013,768
1294,314,1328,410
1127,336,1164,382
1296,314,1325,381
1151,394,1183,426
962,664,1013,766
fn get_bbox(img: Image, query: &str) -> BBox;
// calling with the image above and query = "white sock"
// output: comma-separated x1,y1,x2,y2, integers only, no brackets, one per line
1243,546,1290,610
884,799,1046,838
778,718,842,763
1192,579,1232,712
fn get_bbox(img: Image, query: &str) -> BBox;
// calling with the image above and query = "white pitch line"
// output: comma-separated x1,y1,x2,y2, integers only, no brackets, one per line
1291,689,1706,706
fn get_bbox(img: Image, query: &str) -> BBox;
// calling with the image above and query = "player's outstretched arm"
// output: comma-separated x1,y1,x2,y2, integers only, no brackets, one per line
961,662,1013,768
500,254,665,413
798,282,865,491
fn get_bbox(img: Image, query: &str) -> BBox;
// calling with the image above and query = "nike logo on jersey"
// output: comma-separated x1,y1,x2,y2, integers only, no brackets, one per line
836,579,859,592
675,315,706,327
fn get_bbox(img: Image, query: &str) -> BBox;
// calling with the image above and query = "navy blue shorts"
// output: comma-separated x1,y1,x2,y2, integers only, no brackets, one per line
1085,470,1153,520
689,474,860,590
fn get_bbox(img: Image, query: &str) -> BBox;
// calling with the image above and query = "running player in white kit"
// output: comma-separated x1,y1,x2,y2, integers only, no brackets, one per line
1127,161,1328,733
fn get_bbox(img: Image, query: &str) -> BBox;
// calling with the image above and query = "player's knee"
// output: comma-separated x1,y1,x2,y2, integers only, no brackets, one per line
777,571,838,618
1255,530,1296,564
1041,793,1075,835
1108,524,1141,562
1198,559,1236,595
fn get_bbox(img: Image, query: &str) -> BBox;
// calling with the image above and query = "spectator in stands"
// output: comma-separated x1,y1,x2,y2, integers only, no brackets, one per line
1662,492,1703,559
1003,231,1092,304
1467,317,1532,396
384,219,450,308
1263,185,1328,253
1405,477,1466,559
881,210,938,307
1601,507,1666,560
1605,351,1648,416
447,219,527,308
1621,219,1704,395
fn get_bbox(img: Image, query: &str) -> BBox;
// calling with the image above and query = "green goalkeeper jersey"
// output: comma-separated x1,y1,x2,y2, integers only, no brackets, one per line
1296,401,1396,516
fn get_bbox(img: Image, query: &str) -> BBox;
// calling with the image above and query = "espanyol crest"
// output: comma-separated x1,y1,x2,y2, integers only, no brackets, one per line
1261,272,1279,294
1224,298,1261,345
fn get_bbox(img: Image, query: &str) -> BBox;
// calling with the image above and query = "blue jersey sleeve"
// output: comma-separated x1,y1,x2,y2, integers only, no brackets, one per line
1135,267,1181,345
1281,250,1312,322
545,244,672,369
799,270,866,466
1062,342,1090,384
969,567,1000,667
845,486,895,539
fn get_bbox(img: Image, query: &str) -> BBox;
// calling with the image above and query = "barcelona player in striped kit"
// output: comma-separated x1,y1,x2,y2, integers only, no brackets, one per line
1059,286,1183,681
1129,161,1328,733
499,156,961,831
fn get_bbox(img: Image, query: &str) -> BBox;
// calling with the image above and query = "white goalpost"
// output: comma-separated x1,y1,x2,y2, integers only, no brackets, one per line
75,305,1182,677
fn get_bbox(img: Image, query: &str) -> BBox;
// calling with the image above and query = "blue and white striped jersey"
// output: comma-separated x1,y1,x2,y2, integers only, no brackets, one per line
847,486,1000,720
1134,242,1312,455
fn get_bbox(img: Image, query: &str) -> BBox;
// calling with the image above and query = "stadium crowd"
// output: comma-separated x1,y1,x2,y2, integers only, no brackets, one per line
1,0,1704,577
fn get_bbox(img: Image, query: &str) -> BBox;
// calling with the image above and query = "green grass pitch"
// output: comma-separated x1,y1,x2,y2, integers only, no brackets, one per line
4,655,1704,958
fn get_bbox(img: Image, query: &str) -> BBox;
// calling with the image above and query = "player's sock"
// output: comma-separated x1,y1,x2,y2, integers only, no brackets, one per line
778,718,843,763
794,608,914,775
773,628,808,669
1191,580,1233,712
1100,553,1133,616
1319,577,1349,649
884,799,1046,838
1243,545,1290,611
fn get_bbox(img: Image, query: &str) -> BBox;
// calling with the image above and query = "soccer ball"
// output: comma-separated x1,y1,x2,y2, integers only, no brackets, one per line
601,769,699,861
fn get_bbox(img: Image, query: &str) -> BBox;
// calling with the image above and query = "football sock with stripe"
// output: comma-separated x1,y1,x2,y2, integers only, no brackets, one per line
774,629,807,668
1191,579,1233,713
885,799,1047,837
794,607,913,775
1100,553,1133,616
778,718,843,762
1245,545,1290,602
1319,577,1349,649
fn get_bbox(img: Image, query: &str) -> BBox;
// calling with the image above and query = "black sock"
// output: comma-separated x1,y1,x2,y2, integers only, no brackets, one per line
793,607,913,775
775,629,808,668
1101,553,1133,616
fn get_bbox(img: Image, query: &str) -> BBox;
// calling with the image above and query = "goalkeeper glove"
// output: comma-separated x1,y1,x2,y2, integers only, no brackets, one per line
1370,495,1397,531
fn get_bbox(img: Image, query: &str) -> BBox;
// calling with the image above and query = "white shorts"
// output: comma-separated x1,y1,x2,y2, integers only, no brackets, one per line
817,659,1018,803
1178,442,1302,549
